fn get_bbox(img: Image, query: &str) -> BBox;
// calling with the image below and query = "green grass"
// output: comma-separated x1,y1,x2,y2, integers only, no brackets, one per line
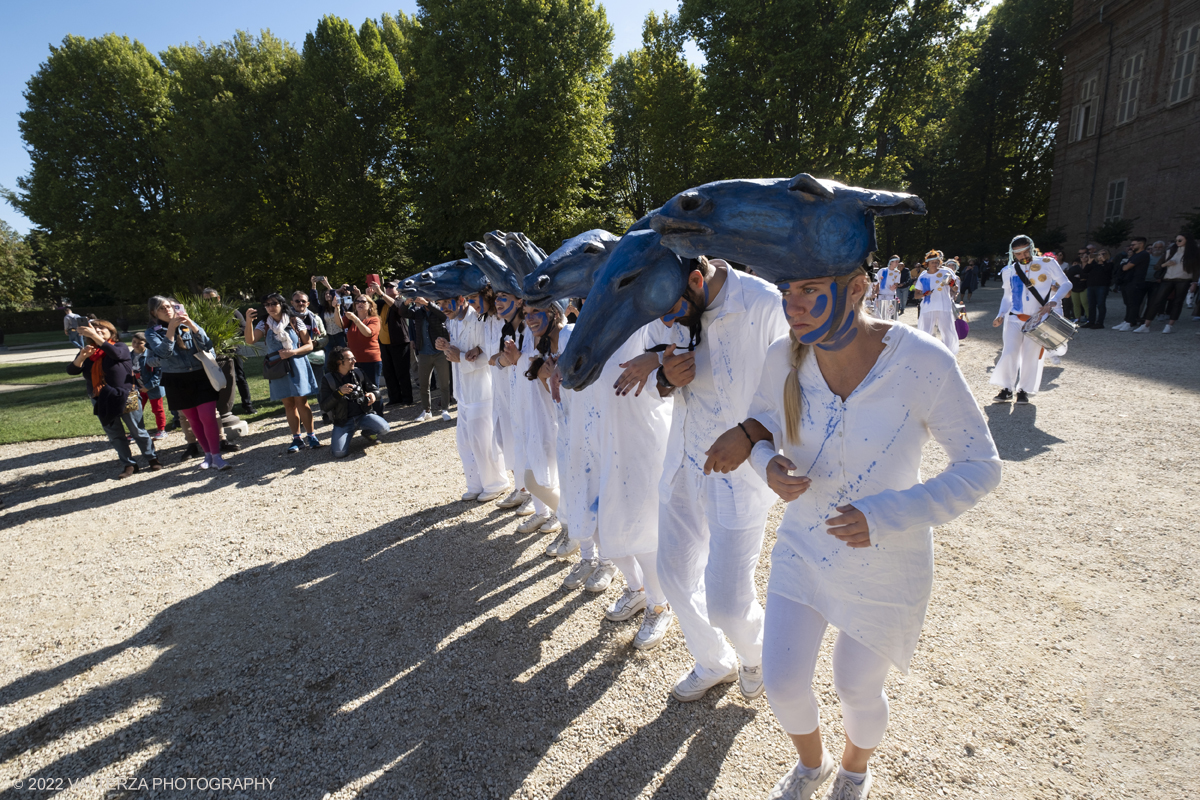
0,360,78,385
1,329,148,349
0,354,294,444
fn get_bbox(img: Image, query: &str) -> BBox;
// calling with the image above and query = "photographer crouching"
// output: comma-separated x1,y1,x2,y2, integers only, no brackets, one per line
319,346,390,458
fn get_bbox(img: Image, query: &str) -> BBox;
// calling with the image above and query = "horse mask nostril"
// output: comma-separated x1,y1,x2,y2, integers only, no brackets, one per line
536,276,550,290
679,193,705,212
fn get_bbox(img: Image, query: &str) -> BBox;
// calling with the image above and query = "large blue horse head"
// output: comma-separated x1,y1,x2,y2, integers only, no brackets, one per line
523,229,621,309
558,229,688,390
401,259,489,300
486,231,547,279
651,173,925,282
464,240,524,297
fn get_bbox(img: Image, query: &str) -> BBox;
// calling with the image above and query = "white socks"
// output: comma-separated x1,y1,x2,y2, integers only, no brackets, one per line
838,766,867,784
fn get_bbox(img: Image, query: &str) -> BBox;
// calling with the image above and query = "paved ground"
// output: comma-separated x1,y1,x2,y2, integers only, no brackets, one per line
0,285,1197,799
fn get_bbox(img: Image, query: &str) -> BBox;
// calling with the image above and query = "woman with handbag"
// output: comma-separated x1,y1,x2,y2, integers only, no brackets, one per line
245,293,321,453
1134,233,1200,334
67,320,163,478
146,297,230,470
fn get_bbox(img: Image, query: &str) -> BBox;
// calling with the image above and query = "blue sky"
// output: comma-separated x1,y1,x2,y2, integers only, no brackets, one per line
0,0,700,234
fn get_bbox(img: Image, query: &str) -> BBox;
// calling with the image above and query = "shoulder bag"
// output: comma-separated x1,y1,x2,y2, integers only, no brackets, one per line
194,347,228,392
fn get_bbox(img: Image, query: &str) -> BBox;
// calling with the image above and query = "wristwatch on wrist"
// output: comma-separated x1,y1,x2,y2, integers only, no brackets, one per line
656,366,674,391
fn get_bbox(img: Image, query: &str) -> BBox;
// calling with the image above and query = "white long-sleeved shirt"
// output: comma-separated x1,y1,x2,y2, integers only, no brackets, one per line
914,267,957,312
996,256,1071,318
876,265,901,295
747,324,1001,671
648,264,790,508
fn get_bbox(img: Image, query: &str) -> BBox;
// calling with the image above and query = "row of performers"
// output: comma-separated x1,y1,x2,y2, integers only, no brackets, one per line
401,175,1003,800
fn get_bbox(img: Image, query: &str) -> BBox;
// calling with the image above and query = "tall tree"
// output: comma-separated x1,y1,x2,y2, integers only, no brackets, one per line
607,12,706,221
12,34,183,300
0,222,35,310
679,0,972,186
162,31,306,294
409,0,613,259
295,16,410,279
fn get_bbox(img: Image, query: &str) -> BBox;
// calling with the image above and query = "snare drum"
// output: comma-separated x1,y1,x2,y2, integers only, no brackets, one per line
1021,312,1077,350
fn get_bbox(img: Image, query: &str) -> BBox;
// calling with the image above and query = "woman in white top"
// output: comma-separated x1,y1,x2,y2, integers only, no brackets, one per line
914,250,960,355
1135,232,1199,334
705,267,1001,800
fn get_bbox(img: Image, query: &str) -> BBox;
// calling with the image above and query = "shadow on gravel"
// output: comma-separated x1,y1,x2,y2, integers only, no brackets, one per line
984,403,1064,462
0,499,679,798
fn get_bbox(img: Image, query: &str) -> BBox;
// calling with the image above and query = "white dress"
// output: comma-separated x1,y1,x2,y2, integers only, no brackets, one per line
747,324,1001,671
550,325,598,538
449,314,506,493
520,326,559,487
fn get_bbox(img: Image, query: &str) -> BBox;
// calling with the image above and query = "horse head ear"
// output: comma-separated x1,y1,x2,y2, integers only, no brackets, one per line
787,173,835,200
862,190,927,217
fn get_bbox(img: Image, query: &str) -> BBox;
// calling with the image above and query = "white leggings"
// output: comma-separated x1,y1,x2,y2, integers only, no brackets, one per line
762,595,892,749
610,551,665,607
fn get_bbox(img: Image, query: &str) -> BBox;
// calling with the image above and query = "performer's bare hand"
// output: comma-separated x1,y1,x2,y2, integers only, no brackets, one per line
549,367,563,403
826,504,871,548
992,317,1002,328
662,344,695,387
614,352,659,396
501,338,520,365
766,456,810,502
704,426,753,475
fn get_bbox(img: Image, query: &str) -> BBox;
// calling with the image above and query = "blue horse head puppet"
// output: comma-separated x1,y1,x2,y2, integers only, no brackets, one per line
464,240,524,298
486,231,547,280
650,173,925,282
401,259,490,300
558,228,690,390
523,229,622,309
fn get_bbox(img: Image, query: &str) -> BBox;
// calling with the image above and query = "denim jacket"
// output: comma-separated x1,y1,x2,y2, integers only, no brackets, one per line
144,323,212,374
131,350,165,399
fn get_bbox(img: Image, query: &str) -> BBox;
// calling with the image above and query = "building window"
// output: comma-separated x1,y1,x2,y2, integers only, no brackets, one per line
1169,23,1200,104
1070,76,1099,141
1116,52,1143,123
1105,179,1126,221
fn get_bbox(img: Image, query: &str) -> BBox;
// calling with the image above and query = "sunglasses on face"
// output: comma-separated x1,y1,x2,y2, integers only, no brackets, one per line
265,301,281,308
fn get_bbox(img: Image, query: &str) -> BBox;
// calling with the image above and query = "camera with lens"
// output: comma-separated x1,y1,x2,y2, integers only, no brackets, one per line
346,384,369,411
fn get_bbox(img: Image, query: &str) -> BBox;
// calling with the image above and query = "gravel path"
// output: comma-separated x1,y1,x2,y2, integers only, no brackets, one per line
1,285,1197,799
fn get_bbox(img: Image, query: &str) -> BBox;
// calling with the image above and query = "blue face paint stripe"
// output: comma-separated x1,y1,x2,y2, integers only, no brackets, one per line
662,299,689,324
799,282,838,344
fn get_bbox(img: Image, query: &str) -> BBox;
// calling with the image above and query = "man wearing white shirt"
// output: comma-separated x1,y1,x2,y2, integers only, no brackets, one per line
873,256,902,321
990,235,1071,404
629,257,789,702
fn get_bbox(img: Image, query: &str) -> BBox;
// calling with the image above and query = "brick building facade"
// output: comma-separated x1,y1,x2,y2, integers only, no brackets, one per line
1047,0,1200,247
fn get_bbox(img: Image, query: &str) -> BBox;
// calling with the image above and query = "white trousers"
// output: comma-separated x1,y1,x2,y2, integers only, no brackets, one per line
917,307,959,354
612,551,665,607
762,595,891,749
657,468,769,678
874,293,898,321
990,317,1045,394
456,401,508,494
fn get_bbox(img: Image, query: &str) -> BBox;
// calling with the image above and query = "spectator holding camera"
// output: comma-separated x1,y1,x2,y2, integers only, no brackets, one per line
146,296,230,470
311,277,350,362
130,332,167,438
67,320,162,478
245,293,320,453
1134,233,1200,334
367,280,415,406
318,346,390,457
340,293,384,415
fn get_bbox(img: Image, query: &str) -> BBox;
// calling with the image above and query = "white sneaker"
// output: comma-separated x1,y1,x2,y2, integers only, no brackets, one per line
671,664,738,702
766,749,836,800
513,496,535,516
1132,324,1150,333
604,587,647,621
544,528,572,557
1111,322,1131,331
739,664,765,699
538,513,562,534
496,489,527,509
441,409,452,421
633,603,673,650
583,561,618,592
516,513,549,534
476,488,507,503
561,558,597,590
461,491,480,501
1163,323,1174,334
415,410,431,422
823,767,872,799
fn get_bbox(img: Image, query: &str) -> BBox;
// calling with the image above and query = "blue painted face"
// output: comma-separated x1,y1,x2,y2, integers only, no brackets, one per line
525,310,550,337
494,293,519,321
779,279,858,351
659,279,708,327
436,297,462,315
465,293,482,315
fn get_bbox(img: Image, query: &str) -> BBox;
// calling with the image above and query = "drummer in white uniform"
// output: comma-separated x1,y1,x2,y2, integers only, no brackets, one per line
704,260,1001,800
990,235,1071,404
913,250,960,355
872,256,902,321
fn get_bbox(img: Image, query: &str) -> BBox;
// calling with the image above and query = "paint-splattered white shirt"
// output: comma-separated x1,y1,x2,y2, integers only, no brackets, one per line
747,324,1001,671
